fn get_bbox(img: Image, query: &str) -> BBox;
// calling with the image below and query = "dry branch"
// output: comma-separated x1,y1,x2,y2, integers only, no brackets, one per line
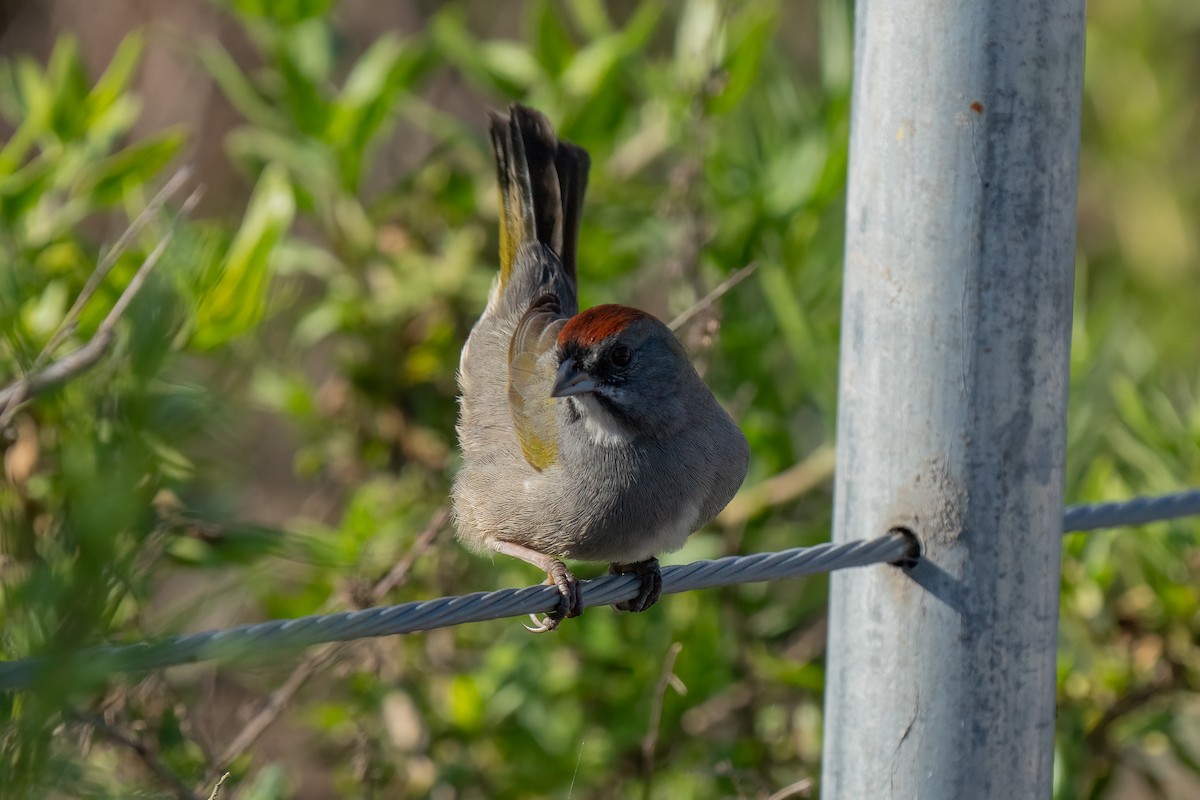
717,445,836,527
641,641,684,774
202,508,448,785
73,710,203,800
668,261,758,333
0,179,200,426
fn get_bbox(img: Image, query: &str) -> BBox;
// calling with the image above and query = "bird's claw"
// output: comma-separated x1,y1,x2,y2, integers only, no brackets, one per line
526,560,581,633
609,557,662,613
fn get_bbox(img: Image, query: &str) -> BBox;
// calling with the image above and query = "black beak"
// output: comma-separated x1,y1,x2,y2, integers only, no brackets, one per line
551,359,597,398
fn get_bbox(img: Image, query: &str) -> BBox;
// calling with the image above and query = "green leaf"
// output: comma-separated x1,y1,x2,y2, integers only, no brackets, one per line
561,36,622,97
86,31,145,121
143,435,195,482
1166,729,1200,777
707,2,778,114
166,521,289,567
25,279,69,337
561,0,662,97
0,59,45,172
567,0,615,38
675,0,723,84
230,0,334,27
79,128,187,206
327,36,428,188
818,0,853,92
449,674,485,731
128,268,182,379
759,256,814,365
225,126,341,221
430,9,530,97
332,35,408,119
616,0,665,57
45,36,92,140
275,23,333,136
198,39,289,132
0,57,21,120
764,134,828,216
193,163,294,349
528,0,576,77
14,57,53,136
480,41,543,90
0,157,54,223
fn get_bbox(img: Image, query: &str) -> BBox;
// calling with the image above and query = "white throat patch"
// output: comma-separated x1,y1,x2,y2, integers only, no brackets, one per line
570,394,632,446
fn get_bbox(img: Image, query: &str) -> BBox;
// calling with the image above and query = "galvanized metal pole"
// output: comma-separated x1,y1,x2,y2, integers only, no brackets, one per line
821,2,1085,798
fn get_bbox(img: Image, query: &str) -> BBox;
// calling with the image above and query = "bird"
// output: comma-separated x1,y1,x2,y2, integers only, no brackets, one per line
452,104,750,632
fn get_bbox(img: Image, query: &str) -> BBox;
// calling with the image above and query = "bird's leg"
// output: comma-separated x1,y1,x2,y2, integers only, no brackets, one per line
608,557,662,613
490,540,582,632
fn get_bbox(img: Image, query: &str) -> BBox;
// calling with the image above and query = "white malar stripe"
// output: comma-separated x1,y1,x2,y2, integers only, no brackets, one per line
571,394,632,447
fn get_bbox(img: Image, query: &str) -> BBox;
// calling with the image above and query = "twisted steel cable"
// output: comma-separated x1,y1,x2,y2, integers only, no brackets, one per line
1063,488,1200,532
0,491,1196,691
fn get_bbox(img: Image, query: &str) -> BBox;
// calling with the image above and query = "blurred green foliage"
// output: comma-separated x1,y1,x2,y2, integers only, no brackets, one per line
1056,1,1200,796
0,27,296,795
0,0,1197,798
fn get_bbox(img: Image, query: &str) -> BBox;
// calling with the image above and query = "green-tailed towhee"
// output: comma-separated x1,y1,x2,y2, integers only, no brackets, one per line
452,105,749,632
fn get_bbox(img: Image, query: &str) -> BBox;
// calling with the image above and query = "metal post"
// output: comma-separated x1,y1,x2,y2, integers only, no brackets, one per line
821,2,1085,798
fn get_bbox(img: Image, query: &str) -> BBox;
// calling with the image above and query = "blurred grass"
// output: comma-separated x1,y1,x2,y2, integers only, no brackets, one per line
0,0,1196,798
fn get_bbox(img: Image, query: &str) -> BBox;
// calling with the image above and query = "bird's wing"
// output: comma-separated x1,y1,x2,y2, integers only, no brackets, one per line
488,105,591,470
508,294,567,471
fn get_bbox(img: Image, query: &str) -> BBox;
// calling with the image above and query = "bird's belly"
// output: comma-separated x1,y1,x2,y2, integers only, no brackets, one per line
562,481,702,564
631,497,700,560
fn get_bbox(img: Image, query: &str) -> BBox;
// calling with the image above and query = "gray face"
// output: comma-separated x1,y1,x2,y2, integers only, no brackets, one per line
554,318,694,439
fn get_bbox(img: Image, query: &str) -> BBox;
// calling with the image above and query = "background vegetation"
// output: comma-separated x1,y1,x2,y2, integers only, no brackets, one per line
0,0,1197,798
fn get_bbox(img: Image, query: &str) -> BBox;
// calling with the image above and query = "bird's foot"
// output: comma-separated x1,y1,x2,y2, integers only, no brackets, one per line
488,540,582,633
608,557,662,613
526,559,582,633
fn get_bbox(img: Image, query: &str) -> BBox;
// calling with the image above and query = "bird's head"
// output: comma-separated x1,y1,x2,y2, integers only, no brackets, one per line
553,304,692,439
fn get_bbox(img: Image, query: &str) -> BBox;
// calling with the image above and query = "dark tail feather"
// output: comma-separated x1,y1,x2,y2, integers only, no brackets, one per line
555,140,590,285
488,105,589,288
488,109,534,286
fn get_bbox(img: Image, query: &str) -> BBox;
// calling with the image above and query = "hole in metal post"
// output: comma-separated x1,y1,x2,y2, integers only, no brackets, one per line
888,527,922,568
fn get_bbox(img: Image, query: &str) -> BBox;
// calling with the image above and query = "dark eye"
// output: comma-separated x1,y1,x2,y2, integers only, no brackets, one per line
610,344,633,367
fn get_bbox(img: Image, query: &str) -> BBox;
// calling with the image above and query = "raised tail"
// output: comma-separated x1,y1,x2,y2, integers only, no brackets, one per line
488,105,590,301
